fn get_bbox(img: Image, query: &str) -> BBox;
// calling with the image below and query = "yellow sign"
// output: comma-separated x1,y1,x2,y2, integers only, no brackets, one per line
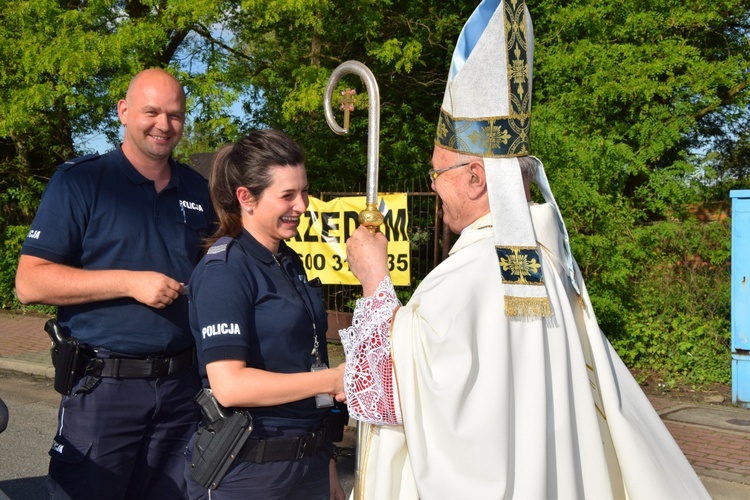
288,194,410,285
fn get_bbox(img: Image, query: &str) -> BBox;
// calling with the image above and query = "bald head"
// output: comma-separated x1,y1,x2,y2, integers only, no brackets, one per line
125,68,185,106
118,68,186,171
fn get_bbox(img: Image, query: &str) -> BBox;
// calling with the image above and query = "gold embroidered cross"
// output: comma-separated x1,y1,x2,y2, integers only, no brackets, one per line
499,249,541,284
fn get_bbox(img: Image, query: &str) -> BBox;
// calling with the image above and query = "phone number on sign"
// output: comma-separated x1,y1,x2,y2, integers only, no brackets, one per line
296,253,409,273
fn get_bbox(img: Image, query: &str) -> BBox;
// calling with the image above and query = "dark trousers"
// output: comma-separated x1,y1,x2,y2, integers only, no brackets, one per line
45,366,201,500
183,421,330,500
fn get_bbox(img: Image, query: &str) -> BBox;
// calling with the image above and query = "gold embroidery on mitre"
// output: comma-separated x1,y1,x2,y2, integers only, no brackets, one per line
434,109,531,157
469,123,513,156
436,112,450,142
434,0,533,157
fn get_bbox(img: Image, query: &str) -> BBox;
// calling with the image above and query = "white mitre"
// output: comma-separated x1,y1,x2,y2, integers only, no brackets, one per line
435,0,578,317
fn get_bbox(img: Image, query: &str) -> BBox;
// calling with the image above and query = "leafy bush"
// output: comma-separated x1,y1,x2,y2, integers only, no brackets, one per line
0,224,54,315
607,217,731,386
0,172,54,314
0,225,26,309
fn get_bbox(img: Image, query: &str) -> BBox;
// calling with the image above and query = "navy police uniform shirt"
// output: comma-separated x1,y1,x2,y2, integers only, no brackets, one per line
21,147,214,356
188,229,329,421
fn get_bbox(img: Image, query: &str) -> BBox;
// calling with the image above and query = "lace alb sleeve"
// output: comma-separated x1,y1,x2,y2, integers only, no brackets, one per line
339,276,402,425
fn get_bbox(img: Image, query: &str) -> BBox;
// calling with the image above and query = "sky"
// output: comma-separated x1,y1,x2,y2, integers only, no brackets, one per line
76,132,115,155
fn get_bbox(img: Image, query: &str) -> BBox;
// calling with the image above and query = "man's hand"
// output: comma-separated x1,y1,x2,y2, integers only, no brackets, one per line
128,271,184,308
15,255,185,308
346,225,390,297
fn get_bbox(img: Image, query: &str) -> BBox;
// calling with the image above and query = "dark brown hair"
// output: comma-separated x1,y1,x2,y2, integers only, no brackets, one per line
206,129,305,247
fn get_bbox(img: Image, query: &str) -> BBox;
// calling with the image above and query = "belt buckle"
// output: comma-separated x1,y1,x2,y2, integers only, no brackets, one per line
296,432,315,459
150,356,170,376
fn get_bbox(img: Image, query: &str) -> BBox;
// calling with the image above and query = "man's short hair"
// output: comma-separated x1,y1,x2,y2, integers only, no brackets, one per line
517,156,538,186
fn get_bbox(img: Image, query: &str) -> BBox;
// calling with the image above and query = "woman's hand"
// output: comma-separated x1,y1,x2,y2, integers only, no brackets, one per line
329,362,346,402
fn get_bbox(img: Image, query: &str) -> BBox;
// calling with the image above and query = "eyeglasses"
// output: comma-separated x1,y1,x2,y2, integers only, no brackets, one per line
427,161,471,182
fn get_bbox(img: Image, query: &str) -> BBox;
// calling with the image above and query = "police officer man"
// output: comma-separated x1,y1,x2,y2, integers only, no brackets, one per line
15,68,214,499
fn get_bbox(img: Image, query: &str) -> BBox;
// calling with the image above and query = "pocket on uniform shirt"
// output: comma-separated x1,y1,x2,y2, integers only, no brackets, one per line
177,207,211,262
177,205,210,234
306,279,326,305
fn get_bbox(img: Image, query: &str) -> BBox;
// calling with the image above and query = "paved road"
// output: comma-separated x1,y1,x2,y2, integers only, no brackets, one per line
4,366,750,499
0,370,58,499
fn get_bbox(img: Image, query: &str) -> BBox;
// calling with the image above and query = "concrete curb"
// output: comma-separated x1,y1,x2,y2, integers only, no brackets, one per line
0,359,54,379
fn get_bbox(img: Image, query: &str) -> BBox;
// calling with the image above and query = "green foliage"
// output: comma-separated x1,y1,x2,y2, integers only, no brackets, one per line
615,314,730,386
0,173,53,312
0,224,54,314
0,0,747,386
0,225,27,310
527,0,744,386
225,0,470,190
607,217,732,385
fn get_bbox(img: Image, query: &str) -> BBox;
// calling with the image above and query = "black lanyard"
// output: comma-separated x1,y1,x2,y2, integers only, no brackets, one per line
270,253,322,364
236,238,321,364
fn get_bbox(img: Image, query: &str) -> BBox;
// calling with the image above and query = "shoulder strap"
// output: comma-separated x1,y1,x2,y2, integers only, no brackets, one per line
59,153,100,172
205,236,234,263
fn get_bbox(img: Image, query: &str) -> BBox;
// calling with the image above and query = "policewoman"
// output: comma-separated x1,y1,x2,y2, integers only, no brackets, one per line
184,129,346,499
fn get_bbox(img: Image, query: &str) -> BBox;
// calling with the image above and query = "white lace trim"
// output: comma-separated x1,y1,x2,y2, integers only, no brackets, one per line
339,276,402,425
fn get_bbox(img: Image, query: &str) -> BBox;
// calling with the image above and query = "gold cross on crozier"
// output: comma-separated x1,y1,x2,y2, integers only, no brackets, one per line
339,88,356,131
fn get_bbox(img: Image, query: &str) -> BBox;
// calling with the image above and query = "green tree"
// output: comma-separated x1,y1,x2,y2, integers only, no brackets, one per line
189,0,474,190
0,0,231,308
1,0,747,384
529,0,746,383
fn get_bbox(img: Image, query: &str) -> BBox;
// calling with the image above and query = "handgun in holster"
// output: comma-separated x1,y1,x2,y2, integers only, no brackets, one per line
190,388,253,490
45,319,89,396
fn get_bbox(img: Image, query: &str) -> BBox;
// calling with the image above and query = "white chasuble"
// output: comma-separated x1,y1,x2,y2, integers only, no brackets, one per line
355,210,708,499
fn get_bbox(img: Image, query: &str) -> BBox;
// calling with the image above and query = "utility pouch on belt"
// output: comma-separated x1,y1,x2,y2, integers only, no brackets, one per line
45,319,85,396
328,401,349,443
190,388,253,490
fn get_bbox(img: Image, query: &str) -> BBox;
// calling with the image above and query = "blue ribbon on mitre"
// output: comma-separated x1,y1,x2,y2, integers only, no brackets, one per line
450,0,501,79
436,0,532,158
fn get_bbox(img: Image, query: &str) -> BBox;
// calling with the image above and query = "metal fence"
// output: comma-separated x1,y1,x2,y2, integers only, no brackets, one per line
318,179,448,314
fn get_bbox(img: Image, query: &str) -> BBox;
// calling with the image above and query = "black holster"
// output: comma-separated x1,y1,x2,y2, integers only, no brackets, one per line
45,319,93,396
190,388,253,490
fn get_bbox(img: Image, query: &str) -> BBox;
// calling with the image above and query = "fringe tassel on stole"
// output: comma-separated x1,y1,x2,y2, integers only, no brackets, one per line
505,296,552,318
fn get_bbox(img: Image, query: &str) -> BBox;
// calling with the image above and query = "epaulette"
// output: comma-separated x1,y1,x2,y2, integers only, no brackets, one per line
59,153,100,172
205,236,234,263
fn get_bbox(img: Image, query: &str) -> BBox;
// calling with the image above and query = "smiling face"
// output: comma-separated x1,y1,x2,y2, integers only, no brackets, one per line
117,69,186,169
243,164,309,252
